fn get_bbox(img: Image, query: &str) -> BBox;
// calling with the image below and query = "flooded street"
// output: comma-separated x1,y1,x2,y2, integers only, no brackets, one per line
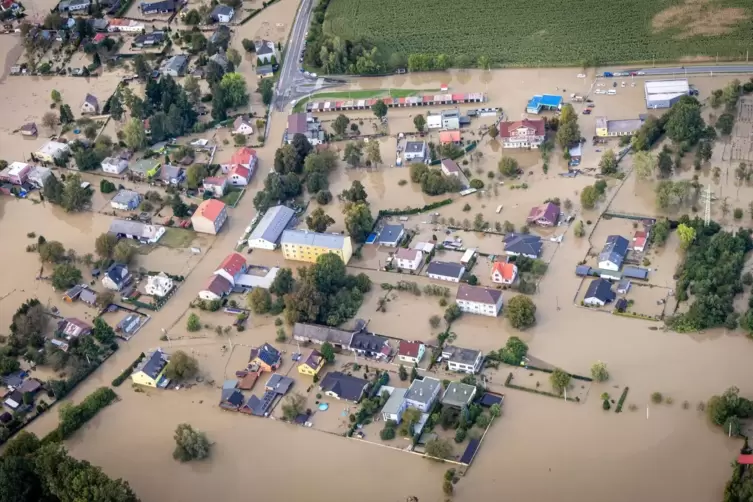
1,13,752,500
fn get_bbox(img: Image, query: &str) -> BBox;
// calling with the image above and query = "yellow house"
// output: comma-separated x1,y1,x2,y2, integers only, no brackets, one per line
595,117,644,138
281,229,353,264
298,349,325,376
131,349,169,387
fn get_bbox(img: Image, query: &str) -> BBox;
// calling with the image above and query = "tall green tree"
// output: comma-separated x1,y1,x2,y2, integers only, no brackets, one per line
344,202,374,243
556,104,580,149
123,118,146,151
306,207,335,233
372,99,387,119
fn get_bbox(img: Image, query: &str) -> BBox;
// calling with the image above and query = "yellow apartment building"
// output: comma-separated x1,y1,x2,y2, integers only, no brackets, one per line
280,230,353,264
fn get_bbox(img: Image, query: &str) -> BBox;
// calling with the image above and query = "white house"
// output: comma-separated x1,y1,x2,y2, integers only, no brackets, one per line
598,235,629,271
202,176,228,197
255,39,279,64
442,345,483,374
394,248,423,271
381,388,407,424
426,112,442,130
397,340,425,365
232,116,254,136
108,19,145,32
455,284,503,317
27,166,52,188
403,377,441,413
491,261,517,285
227,164,252,186
426,261,465,282
210,4,234,22
145,272,174,297
101,157,129,174
403,141,427,162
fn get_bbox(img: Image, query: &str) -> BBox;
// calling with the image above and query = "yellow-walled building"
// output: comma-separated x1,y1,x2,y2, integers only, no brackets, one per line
131,349,169,387
281,230,353,264
595,116,644,138
298,349,326,376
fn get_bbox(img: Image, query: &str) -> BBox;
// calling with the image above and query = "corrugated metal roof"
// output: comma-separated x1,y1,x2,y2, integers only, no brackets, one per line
281,229,348,250
249,205,295,245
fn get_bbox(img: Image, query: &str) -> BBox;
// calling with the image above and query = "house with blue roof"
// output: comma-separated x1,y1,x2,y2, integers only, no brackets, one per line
598,235,629,271
526,94,562,114
249,343,281,372
584,278,616,307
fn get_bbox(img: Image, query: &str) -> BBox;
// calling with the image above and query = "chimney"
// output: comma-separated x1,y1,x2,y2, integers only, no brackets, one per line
419,388,423,397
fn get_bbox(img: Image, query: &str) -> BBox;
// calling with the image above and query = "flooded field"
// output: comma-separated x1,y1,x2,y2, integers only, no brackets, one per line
1,7,753,498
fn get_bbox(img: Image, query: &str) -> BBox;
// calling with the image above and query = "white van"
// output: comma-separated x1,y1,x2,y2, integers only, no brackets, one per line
607,89,617,95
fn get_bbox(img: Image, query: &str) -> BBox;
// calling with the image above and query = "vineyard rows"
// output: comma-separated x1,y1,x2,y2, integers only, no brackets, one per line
323,0,753,67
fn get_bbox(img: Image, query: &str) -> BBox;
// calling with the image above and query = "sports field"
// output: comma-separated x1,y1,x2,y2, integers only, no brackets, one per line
322,0,753,67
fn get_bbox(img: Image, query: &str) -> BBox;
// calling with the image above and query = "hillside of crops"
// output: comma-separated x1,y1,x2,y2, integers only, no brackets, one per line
321,0,753,68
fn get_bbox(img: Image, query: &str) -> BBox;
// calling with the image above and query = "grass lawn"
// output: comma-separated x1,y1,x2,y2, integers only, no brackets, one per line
159,227,197,249
322,0,753,67
221,189,244,207
293,88,437,112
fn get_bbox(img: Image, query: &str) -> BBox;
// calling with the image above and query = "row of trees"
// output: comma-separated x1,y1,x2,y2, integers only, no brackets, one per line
0,431,140,502
409,163,463,195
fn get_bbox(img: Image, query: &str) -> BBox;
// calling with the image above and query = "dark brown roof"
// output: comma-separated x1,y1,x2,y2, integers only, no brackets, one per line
498,119,545,138
287,113,308,134
455,284,502,306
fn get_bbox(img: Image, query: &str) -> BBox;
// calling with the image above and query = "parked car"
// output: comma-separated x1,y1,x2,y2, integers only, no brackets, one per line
587,103,595,108
582,109,591,115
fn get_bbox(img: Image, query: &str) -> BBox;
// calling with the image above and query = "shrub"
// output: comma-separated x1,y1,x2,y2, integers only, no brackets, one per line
454,428,466,443
380,426,396,440
469,179,484,189
651,392,663,404
602,399,611,410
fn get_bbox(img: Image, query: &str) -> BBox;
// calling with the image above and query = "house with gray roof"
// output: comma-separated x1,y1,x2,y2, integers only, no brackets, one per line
81,93,99,115
319,371,368,402
247,205,295,250
254,39,278,64
404,377,441,412
442,345,483,374
598,235,629,271
209,51,229,71
292,322,354,348
162,54,188,77
349,332,391,360
441,382,477,408
381,387,408,423
110,189,141,211
376,224,405,247
455,284,503,317
131,348,169,387
427,261,465,282
504,233,542,259
265,374,294,395
211,4,234,22
403,141,427,162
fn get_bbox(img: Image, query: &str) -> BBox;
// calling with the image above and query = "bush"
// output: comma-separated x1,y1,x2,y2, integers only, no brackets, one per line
173,423,211,462
651,392,663,404
454,428,467,443
111,352,145,386
602,399,611,410
100,179,116,193
380,426,396,440
590,361,609,382
469,179,484,189
734,208,744,219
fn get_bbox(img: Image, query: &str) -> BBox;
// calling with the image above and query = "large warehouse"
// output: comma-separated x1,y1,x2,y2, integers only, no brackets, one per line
644,80,690,109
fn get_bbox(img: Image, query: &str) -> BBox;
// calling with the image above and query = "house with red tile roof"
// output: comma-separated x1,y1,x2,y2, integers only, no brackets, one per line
491,261,518,285
632,230,648,252
214,252,247,286
527,202,560,226
228,164,252,186
191,199,228,234
439,130,461,144
230,147,258,168
499,119,546,149
397,340,425,365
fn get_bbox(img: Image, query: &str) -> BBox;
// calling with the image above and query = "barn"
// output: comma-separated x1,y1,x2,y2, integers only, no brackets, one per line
644,80,689,109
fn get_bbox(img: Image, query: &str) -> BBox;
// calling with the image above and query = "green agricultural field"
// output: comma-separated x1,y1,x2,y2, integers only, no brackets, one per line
322,0,753,67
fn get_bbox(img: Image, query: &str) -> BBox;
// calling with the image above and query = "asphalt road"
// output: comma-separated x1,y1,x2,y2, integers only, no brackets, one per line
617,65,753,76
275,0,315,110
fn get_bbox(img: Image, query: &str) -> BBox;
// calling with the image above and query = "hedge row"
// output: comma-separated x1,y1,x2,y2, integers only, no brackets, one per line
504,373,579,402
378,198,453,218
42,387,118,444
112,352,146,387
615,387,629,413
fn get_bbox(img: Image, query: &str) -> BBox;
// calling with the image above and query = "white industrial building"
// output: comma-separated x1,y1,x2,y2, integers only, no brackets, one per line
644,80,690,109
247,205,296,250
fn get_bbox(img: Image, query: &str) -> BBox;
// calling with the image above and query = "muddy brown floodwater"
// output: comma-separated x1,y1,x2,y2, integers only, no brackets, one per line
2,10,753,500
